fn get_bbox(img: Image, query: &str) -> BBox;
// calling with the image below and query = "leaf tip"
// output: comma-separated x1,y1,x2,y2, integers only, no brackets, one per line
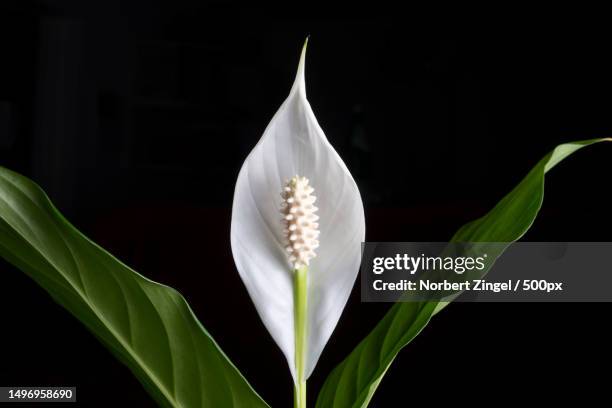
291,37,309,97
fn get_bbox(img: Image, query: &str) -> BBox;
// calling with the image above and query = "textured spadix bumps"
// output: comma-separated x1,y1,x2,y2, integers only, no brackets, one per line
282,176,320,269
230,42,365,382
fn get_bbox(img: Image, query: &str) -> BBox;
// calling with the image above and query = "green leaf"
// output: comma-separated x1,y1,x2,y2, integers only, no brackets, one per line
315,138,610,408
0,167,269,408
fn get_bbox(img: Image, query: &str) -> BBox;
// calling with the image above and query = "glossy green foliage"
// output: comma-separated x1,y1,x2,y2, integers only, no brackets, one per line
0,167,270,408
315,139,610,408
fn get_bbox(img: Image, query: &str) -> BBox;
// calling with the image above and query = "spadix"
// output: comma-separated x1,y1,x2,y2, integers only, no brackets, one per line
282,176,320,269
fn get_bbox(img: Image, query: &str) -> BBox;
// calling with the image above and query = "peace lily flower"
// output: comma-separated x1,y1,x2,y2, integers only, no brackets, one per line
230,40,365,407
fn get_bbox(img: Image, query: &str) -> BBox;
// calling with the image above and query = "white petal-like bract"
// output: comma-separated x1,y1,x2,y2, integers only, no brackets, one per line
230,41,365,382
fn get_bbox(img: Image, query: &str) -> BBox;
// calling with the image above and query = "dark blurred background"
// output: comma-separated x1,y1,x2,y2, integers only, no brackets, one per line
1,1,611,407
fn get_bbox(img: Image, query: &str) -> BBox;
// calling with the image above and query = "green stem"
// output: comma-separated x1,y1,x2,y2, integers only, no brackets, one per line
294,266,308,408
294,382,306,408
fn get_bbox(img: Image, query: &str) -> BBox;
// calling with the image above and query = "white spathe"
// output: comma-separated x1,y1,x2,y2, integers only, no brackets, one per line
230,41,365,383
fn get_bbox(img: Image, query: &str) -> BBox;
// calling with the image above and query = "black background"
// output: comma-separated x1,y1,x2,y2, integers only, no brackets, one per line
1,1,611,407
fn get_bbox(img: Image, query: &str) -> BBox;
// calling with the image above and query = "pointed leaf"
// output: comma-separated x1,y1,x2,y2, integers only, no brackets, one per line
315,138,610,408
231,41,366,381
0,167,269,408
